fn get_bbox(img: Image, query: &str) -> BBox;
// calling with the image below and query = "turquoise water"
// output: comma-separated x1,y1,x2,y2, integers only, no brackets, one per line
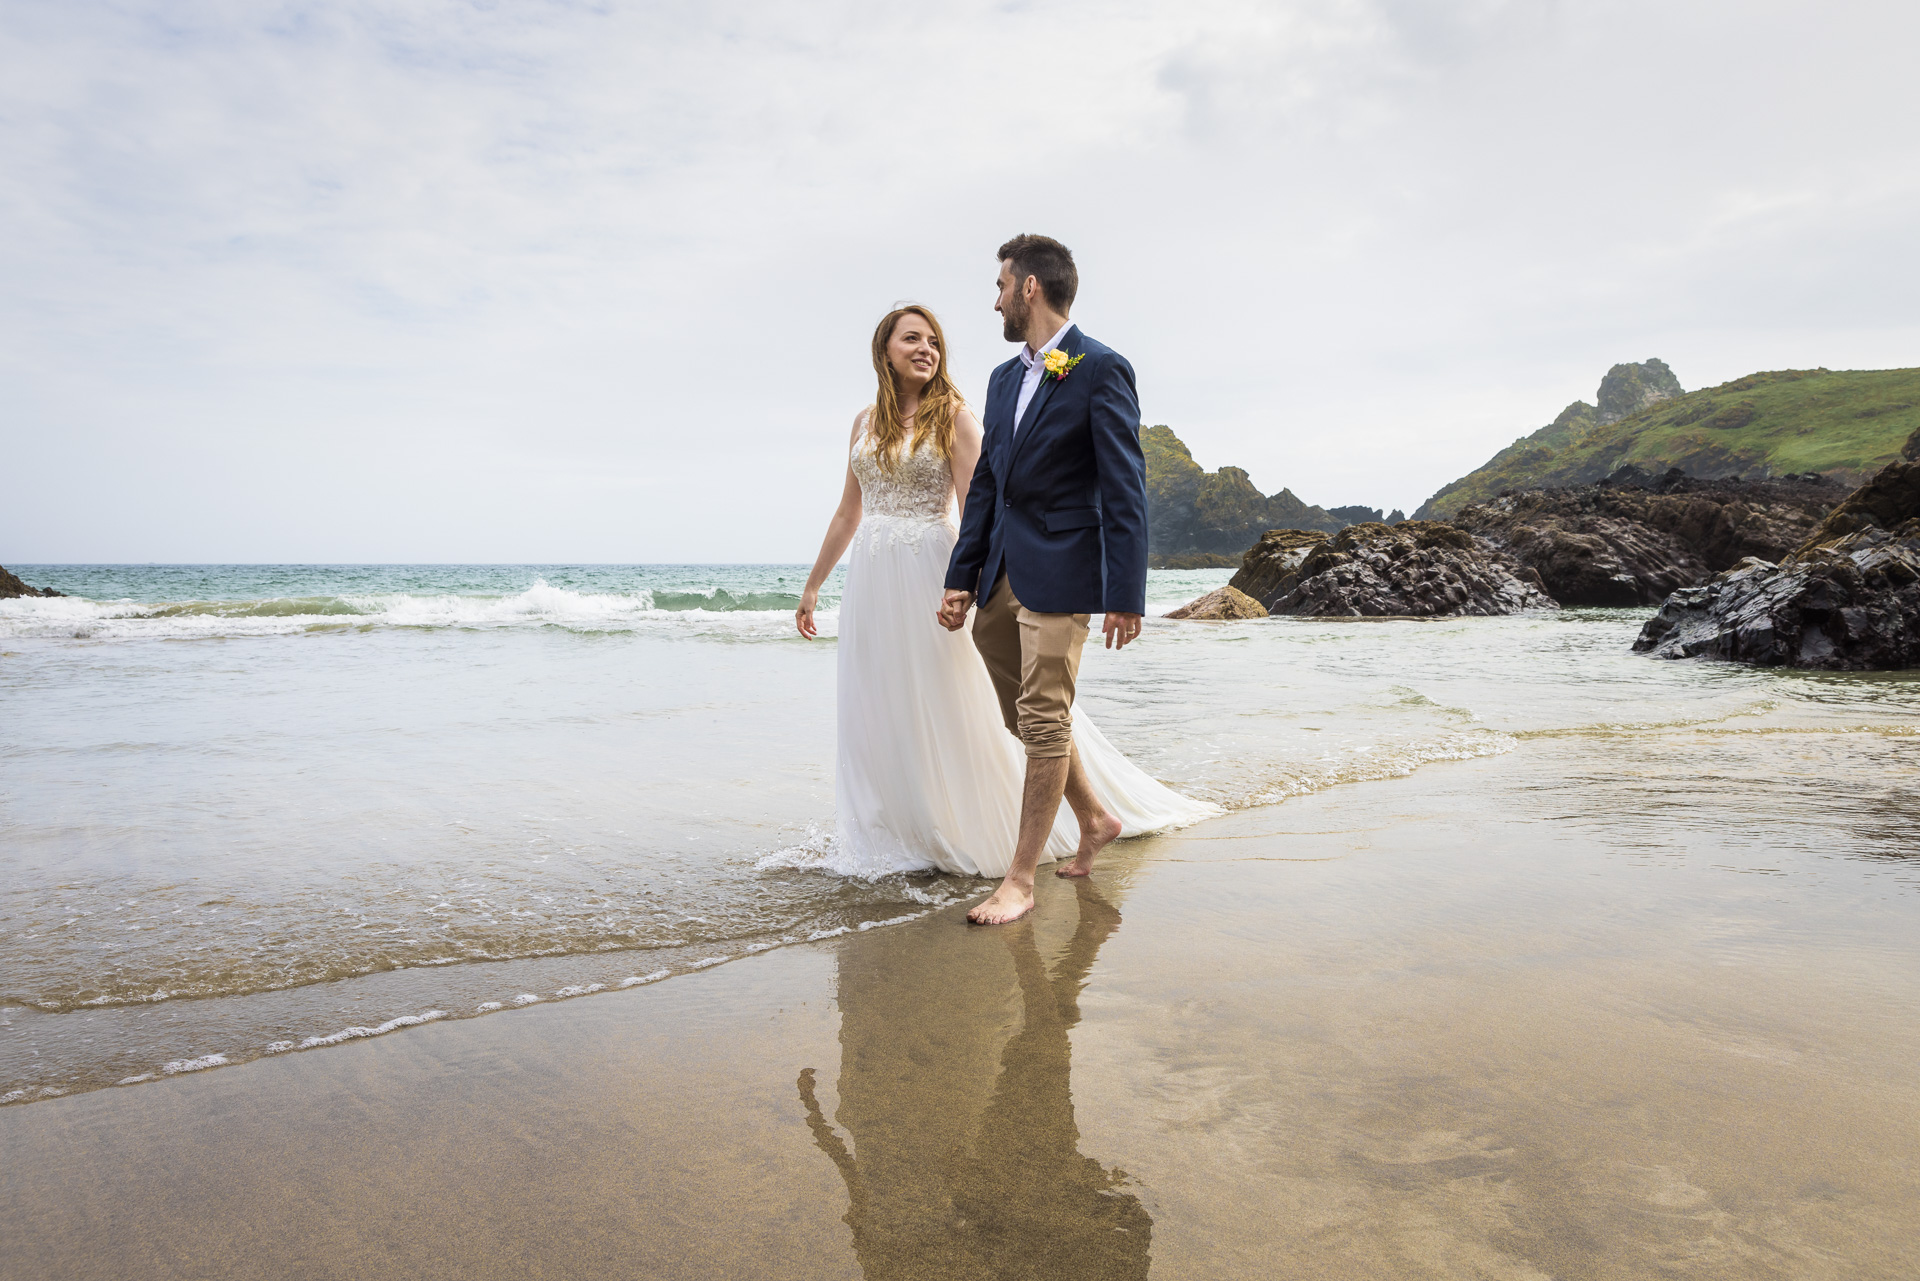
3,564,1917,1104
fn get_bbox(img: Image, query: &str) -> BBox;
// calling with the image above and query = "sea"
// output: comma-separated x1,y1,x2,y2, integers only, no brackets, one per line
3,563,1917,1103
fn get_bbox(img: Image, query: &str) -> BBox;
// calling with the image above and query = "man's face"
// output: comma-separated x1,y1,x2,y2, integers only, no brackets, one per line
995,260,1030,343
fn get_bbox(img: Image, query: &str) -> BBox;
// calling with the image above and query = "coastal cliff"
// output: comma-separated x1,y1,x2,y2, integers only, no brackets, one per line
1144,426,1345,563
1415,363,1920,520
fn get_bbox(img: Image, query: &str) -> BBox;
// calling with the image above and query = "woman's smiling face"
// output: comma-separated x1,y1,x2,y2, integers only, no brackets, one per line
887,312,940,389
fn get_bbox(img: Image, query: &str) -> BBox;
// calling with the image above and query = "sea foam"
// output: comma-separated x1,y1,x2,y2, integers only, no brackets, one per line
0,580,835,643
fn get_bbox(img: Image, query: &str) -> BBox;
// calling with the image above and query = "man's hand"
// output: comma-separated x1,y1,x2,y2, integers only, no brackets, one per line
1102,611,1143,650
937,589,975,632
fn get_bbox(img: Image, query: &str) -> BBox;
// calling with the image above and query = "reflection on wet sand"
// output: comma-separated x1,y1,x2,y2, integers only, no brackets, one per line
800,878,1149,1280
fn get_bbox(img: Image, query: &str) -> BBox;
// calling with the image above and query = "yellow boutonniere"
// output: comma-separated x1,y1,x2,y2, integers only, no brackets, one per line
1042,348,1084,381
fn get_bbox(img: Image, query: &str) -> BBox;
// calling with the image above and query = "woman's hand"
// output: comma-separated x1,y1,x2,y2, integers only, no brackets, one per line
795,588,820,639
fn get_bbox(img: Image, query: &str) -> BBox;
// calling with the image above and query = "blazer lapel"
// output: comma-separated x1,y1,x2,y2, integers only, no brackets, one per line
1007,325,1082,472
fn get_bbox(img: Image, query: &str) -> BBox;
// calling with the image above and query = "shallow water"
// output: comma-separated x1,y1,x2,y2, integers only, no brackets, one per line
3,564,1916,1102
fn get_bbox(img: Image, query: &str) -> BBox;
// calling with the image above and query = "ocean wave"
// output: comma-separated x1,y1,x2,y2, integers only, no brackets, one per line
0,580,838,642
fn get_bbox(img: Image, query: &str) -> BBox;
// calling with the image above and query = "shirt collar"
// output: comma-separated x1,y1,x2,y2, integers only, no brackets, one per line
1018,321,1076,372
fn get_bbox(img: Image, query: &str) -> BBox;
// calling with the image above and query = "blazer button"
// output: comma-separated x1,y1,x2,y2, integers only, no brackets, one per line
1004,500,1011,507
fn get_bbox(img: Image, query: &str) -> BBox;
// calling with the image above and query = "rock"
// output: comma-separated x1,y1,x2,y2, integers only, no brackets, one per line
1227,529,1332,606
1233,522,1555,617
1164,585,1268,620
1634,435,1920,668
1454,470,1847,606
1631,534,1920,668
1596,357,1683,425
0,565,62,599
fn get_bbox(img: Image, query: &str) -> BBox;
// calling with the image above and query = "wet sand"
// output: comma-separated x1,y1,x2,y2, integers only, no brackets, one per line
6,749,1920,1280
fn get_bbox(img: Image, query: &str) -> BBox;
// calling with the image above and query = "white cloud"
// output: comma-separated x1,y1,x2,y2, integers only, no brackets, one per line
3,0,1916,560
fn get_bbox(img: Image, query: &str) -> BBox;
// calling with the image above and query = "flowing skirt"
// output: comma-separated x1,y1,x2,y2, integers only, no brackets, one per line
830,512,1219,879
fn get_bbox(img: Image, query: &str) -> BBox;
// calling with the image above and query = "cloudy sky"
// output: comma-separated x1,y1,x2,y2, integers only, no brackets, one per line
4,0,1916,562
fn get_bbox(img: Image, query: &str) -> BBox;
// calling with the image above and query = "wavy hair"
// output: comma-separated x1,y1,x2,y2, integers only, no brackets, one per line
868,305,961,470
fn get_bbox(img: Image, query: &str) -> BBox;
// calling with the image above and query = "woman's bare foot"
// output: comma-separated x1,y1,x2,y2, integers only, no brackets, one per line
1056,812,1122,878
967,877,1036,925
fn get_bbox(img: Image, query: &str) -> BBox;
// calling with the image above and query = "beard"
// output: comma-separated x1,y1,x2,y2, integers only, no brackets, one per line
1000,292,1028,343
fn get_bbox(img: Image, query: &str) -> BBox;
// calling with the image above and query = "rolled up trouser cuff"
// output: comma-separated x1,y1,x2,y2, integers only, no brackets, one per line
1018,721,1074,759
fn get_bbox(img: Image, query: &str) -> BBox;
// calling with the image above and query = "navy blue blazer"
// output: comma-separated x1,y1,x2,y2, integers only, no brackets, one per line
944,326,1149,615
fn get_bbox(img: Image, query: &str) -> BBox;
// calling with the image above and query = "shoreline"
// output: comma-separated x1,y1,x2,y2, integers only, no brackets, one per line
7,750,1919,1279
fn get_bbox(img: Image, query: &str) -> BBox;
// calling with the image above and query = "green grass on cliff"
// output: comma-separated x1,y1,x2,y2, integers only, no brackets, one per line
1416,367,1920,520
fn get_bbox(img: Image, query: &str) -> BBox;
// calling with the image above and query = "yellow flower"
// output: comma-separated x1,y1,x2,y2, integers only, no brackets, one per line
1043,347,1070,375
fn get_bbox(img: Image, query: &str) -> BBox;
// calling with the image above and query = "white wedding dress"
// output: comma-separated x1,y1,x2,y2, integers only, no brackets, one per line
822,415,1219,879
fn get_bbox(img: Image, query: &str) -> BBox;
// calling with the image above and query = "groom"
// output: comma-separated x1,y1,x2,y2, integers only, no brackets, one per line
938,234,1149,926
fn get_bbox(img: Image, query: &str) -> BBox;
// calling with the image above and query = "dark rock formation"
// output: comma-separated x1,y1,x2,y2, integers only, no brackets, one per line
1164,585,1268,620
1229,522,1555,617
1454,468,1848,606
1226,530,1330,606
0,565,62,599
1634,428,1920,667
1325,505,1407,527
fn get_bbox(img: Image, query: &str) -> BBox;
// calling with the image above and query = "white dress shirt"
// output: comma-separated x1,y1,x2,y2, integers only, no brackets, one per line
1013,320,1075,434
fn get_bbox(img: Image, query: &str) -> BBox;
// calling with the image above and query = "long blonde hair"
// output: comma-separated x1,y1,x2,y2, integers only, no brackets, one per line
868,305,961,470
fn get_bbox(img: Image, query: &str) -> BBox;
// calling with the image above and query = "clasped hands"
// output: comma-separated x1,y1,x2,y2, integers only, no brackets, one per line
936,590,1144,650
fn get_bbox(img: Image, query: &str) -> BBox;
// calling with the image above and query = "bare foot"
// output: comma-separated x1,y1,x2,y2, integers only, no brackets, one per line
1056,812,1122,878
967,877,1035,925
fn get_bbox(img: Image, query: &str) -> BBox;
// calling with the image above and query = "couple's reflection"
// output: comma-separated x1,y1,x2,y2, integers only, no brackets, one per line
799,878,1150,1279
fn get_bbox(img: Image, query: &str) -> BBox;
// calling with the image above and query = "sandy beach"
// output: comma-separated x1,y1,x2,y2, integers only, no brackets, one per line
8,739,1918,1280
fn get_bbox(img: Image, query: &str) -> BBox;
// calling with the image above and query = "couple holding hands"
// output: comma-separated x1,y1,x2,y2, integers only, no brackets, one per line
796,234,1215,925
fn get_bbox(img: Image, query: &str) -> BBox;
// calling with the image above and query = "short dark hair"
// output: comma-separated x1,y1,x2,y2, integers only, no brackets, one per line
997,234,1077,312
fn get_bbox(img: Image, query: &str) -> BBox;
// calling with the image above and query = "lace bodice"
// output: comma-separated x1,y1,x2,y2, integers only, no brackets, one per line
850,412,955,525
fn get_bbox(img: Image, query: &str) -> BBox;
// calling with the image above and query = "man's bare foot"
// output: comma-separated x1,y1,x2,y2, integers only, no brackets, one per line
967,878,1035,925
1056,812,1122,878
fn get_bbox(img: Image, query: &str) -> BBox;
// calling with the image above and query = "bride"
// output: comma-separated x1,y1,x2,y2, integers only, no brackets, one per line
793,304,1215,880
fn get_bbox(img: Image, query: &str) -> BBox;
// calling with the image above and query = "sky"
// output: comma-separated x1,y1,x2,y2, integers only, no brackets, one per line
3,0,1917,563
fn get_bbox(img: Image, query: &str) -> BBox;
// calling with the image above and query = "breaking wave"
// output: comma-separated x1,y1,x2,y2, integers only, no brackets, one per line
0,580,831,641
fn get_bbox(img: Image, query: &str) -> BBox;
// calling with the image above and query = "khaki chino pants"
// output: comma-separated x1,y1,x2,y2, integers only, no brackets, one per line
970,577,1091,759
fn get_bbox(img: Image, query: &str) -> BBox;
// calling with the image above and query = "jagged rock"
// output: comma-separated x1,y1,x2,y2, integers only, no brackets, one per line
0,565,62,599
1232,522,1554,617
1634,432,1920,667
1385,509,1407,524
1164,585,1268,620
1327,504,1383,525
1227,530,1332,607
1596,358,1683,424
1455,469,1847,605
1631,534,1920,667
